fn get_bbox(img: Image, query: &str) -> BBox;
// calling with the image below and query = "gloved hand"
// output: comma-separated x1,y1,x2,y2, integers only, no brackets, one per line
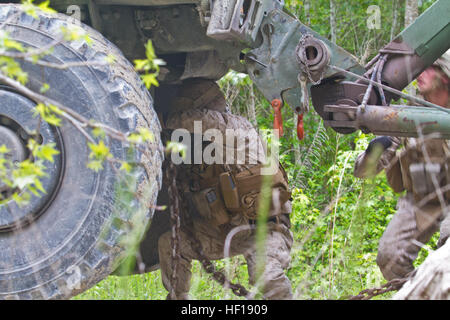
366,136,393,154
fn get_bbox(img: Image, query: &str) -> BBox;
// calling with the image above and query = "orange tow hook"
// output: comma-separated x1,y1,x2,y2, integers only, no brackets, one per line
297,113,304,140
271,99,284,137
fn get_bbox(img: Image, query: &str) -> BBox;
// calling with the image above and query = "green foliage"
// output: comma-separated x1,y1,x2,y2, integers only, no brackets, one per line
34,103,63,126
285,131,398,299
134,41,165,89
21,0,56,17
0,138,60,206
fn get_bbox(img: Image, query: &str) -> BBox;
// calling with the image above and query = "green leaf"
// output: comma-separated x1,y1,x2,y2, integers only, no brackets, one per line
105,54,116,64
13,174,36,190
139,128,154,142
36,143,60,163
120,161,132,173
127,128,154,144
134,59,149,71
92,127,106,139
33,103,63,126
0,144,10,154
166,141,187,159
87,160,104,172
88,140,111,164
3,39,25,52
141,74,159,89
33,177,46,194
22,0,39,19
144,40,157,61
40,83,50,93
38,0,57,14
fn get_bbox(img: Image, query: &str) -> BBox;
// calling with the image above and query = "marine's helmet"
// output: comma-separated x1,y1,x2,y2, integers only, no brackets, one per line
434,49,450,79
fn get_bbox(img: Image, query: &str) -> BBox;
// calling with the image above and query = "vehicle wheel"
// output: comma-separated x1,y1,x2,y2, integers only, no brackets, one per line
0,5,163,299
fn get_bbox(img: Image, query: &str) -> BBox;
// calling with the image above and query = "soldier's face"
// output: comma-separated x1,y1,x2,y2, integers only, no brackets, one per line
417,66,448,95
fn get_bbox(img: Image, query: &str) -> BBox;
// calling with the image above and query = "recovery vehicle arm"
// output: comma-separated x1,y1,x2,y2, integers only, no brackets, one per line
207,0,450,139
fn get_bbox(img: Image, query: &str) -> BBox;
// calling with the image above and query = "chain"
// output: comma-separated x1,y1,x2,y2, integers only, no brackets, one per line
165,161,250,299
347,276,410,300
360,57,380,112
186,230,251,298
165,160,181,300
376,54,388,106
360,53,391,112
299,76,310,113
297,33,326,86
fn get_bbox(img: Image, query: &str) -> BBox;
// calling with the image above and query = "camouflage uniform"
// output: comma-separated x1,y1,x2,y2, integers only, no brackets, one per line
354,52,450,281
157,79,293,300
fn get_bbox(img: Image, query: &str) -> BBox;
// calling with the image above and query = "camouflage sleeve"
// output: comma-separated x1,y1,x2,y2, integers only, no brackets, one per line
354,137,402,179
165,108,265,165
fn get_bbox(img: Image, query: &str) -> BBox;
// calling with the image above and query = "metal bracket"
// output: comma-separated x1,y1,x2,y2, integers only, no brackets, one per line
206,0,280,45
245,9,364,115
87,0,102,33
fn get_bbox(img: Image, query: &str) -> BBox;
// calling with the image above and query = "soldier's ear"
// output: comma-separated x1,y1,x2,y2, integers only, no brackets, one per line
442,73,449,86
435,67,449,85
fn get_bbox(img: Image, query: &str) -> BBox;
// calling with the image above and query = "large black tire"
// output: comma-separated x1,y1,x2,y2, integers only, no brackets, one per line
0,5,163,299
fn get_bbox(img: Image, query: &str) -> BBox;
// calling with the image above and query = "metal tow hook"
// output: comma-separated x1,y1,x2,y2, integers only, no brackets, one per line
297,113,304,140
271,98,284,137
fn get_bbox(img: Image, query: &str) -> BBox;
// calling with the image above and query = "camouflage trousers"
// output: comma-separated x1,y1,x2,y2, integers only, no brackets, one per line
377,193,450,281
158,218,293,300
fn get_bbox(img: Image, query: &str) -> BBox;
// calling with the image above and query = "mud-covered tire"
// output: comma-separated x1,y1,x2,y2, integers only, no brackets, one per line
0,5,163,299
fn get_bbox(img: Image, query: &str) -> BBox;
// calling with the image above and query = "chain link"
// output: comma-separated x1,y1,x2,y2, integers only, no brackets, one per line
347,276,410,300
